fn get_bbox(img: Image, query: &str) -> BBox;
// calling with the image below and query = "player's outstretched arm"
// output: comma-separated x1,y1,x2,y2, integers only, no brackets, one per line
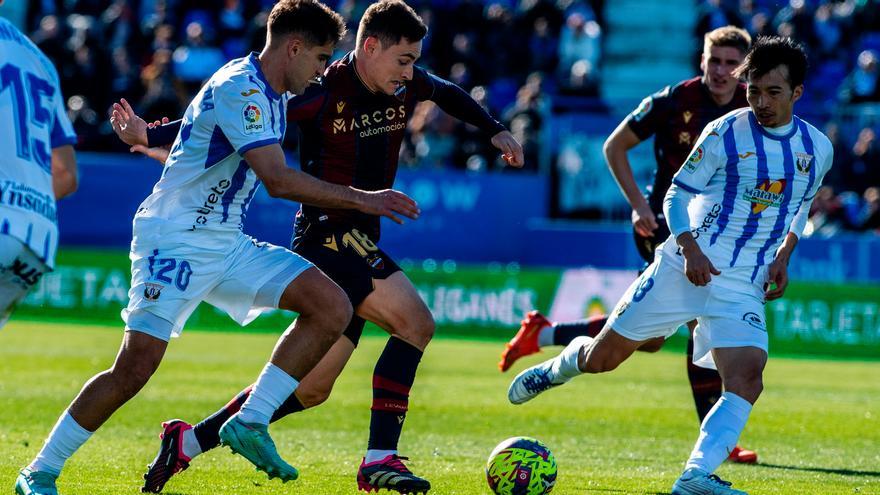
244,144,420,224
604,121,657,237
51,145,78,199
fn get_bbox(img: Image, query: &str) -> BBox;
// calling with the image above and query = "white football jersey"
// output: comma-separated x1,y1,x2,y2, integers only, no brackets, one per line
133,53,289,246
0,17,77,268
661,107,833,287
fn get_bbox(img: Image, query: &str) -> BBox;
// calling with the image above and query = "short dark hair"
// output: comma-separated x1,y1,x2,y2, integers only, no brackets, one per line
733,36,808,89
704,26,751,55
356,0,427,48
268,0,346,47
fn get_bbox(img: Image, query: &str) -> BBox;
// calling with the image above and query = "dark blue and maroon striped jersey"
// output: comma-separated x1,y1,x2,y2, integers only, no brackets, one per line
625,76,747,213
289,52,506,239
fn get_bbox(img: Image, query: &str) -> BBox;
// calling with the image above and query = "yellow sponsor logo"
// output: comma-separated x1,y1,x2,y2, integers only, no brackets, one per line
240,88,260,97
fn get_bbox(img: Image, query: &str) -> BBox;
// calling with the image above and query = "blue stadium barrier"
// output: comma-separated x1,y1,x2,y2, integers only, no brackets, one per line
61,153,880,282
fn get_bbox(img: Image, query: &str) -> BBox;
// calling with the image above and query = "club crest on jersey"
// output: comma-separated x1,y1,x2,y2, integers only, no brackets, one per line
795,152,813,175
144,282,163,301
632,96,653,122
683,145,704,173
242,101,264,134
743,178,787,214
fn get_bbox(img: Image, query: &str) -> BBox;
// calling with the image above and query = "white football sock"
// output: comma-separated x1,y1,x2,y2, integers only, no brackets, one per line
537,325,556,347
237,363,299,426
30,411,93,476
181,427,202,459
685,391,752,474
364,449,397,464
551,336,592,381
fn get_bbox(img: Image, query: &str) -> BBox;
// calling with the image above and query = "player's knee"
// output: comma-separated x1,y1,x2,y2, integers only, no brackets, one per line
296,384,333,408
301,282,352,337
396,308,434,348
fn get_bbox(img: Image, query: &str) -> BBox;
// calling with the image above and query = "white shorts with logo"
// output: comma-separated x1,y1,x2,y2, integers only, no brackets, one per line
606,252,769,369
122,230,313,341
0,234,50,329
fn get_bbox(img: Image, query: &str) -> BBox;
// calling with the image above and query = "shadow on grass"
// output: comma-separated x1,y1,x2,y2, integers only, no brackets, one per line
758,462,880,477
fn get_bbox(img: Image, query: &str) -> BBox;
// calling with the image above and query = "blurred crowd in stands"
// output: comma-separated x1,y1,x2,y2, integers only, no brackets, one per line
13,0,880,235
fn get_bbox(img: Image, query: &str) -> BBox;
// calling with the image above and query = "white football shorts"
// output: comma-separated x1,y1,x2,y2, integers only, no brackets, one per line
0,234,50,329
122,231,313,341
606,250,769,369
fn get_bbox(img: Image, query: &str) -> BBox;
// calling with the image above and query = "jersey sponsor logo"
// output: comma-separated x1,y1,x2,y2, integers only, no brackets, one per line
10,258,43,287
241,101,265,134
0,180,57,223
742,311,766,331
143,282,163,301
331,105,407,138
194,178,232,227
795,152,813,175
683,110,693,124
683,145,704,173
240,88,260,97
738,151,755,159
743,178,787,214
691,203,722,241
632,96,653,122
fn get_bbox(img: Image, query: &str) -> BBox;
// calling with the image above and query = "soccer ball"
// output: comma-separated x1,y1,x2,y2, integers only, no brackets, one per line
486,436,557,495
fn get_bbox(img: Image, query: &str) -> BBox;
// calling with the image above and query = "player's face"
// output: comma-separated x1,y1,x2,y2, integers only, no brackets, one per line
364,37,422,96
287,40,334,94
746,65,803,128
701,45,745,99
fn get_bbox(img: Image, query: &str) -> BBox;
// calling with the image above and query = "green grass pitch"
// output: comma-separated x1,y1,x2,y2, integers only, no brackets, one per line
1,321,878,494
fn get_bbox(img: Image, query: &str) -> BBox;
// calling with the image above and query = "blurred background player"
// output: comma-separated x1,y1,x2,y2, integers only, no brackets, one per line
112,1,523,493
13,2,424,494
508,36,832,495
0,0,78,329
498,25,758,464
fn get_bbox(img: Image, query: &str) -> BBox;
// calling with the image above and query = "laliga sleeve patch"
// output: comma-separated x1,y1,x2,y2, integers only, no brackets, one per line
683,145,704,173
631,96,653,122
241,101,266,134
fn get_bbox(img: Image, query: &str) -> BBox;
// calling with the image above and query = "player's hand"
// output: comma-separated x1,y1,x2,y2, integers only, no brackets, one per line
764,257,789,301
681,245,720,286
130,143,171,164
109,98,151,146
491,131,525,168
631,205,659,238
359,189,420,225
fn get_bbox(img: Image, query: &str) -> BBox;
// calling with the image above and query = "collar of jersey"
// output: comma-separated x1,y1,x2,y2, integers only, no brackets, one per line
748,111,798,141
249,52,282,101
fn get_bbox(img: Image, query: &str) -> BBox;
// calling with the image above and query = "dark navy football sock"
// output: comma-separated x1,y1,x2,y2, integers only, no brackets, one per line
552,315,607,346
193,385,305,451
686,336,723,422
368,336,423,451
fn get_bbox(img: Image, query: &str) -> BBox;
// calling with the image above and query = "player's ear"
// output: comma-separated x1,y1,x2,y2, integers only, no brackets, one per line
288,36,303,58
699,52,707,73
363,36,379,56
791,84,804,103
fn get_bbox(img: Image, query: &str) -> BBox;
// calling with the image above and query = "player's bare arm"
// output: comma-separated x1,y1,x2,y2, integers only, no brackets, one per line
603,121,658,237
765,232,798,301
243,144,420,224
675,232,720,286
51,145,78,199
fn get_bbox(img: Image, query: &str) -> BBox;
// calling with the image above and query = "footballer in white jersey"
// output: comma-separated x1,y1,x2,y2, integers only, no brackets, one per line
508,37,825,495
0,16,77,328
